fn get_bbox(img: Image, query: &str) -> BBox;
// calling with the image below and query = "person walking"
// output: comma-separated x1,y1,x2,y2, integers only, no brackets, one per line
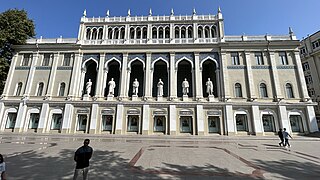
282,128,293,148
0,154,6,180
73,139,93,180
278,128,284,146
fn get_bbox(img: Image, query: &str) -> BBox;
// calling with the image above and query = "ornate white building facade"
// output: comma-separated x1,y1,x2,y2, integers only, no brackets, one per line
0,9,318,136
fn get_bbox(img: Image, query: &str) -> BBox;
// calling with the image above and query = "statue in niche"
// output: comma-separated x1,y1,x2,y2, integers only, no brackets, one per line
108,78,116,95
206,78,213,96
86,79,92,96
157,79,164,96
182,78,189,95
132,78,139,96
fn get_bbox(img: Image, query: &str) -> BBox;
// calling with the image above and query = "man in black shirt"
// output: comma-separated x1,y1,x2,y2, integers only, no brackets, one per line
73,139,93,180
278,128,284,146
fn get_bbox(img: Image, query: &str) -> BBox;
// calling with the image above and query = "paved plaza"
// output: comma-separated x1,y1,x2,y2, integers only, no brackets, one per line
1,133,320,180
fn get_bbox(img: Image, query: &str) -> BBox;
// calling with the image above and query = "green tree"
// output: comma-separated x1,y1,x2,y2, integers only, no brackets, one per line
0,9,35,94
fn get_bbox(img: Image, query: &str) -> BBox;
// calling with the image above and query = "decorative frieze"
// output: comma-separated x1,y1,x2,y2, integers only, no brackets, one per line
251,66,271,69
276,65,296,69
106,53,123,62
83,54,100,62
128,53,146,61
101,109,115,115
207,110,221,116
127,109,140,115
77,108,90,113
227,65,247,69
15,66,30,70
57,66,73,70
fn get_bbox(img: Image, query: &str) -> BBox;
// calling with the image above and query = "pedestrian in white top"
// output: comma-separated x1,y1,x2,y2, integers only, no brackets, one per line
282,128,293,147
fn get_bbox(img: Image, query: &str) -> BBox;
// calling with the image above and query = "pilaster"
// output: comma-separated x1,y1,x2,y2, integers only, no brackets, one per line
142,104,150,134
0,102,5,130
196,105,204,135
37,103,49,133
14,101,28,132
2,53,18,98
120,53,128,98
115,104,124,134
269,51,283,99
144,53,152,98
95,53,105,98
244,51,257,99
24,52,39,97
220,52,231,99
194,53,202,99
169,105,177,135
89,104,99,134
294,51,310,101
68,53,82,99
306,105,318,132
225,105,235,135
61,103,74,133
278,105,289,132
252,105,263,135
46,53,59,99
169,53,177,98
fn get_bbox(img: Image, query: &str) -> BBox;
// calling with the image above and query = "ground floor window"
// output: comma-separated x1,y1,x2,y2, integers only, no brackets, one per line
290,115,304,132
5,113,17,129
102,115,113,131
29,113,39,129
236,114,248,132
208,116,220,133
127,115,139,132
154,116,165,132
180,116,192,133
51,114,62,130
77,115,87,131
262,114,275,132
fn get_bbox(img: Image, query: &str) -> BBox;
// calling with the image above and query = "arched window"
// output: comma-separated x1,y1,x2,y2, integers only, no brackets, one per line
211,26,216,38
175,27,179,38
136,27,141,39
130,28,135,39
86,28,91,40
235,83,242,97
187,27,193,38
198,26,203,38
165,27,170,38
159,27,164,38
142,27,147,39
114,28,119,39
108,28,113,39
16,82,23,96
152,27,157,38
98,28,103,39
92,28,97,40
59,83,66,96
286,83,294,98
37,82,44,96
260,83,268,98
204,26,210,38
181,27,186,38
120,28,125,39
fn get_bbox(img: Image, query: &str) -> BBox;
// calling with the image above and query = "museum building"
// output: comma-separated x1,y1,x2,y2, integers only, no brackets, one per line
0,8,318,136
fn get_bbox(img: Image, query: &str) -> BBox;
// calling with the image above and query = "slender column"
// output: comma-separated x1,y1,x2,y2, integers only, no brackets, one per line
115,104,124,134
46,53,59,98
252,105,263,135
102,68,108,97
2,53,18,97
169,105,177,135
278,105,289,132
293,51,310,101
103,25,108,40
144,53,152,98
95,53,105,97
37,103,49,133
14,101,28,132
24,52,39,97
142,104,150,134
89,104,99,134
216,69,221,99
120,54,128,98
0,102,5,131
196,105,204,135
78,68,86,97
194,53,202,99
268,51,283,100
220,52,231,99
68,53,82,99
224,105,235,135
244,51,257,99
61,103,74,134
193,23,197,41
169,53,177,98
306,105,318,132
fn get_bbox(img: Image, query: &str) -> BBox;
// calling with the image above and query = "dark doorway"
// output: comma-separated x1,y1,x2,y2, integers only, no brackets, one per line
202,60,217,97
128,61,144,97
83,60,97,97
105,60,121,97
177,60,192,97
153,60,168,97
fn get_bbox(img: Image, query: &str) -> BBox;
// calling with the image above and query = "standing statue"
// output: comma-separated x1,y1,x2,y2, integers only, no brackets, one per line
108,78,116,95
157,79,164,96
182,78,189,95
132,78,139,96
86,79,92,96
206,78,213,96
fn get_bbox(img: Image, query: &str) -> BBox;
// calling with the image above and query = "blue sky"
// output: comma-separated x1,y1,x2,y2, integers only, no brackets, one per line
0,0,319,39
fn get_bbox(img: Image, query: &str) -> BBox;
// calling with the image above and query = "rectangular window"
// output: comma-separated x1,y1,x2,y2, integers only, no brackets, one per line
42,54,51,66
29,113,40,129
255,52,264,65
51,114,63,130
63,53,72,66
312,40,320,49
305,75,313,84
231,52,240,65
5,113,17,129
279,52,288,65
303,62,310,71
236,114,248,132
22,54,32,66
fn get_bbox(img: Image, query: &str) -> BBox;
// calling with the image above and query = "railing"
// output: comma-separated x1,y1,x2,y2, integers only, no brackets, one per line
225,35,291,42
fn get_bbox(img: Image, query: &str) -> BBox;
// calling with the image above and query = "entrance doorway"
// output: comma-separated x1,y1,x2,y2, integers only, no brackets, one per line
236,114,248,132
262,115,275,132
208,116,220,133
29,113,40,132
180,116,192,133
5,113,17,129
77,115,88,132
290,115,304,132
102,115,113,131
154,116,165,133
127,115,139,133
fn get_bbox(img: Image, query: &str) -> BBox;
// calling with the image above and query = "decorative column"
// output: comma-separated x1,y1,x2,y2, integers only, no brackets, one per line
144,53,152,99
194,53,202,99
252,105,263,135
169,53,177,99
216,69,221,100
293,51,310,101
278,105,290,132
102,66,108,98
142,104,150,134
14,100,28,132
196,105,204,135
95,53,105,98
169,105,177,135
45,53,59,99
2,53,18,98
61,103,74,134
220,51,231,100
37,103,49,133
224,105,235,135
306,105,318,132
89,104,99,134
244,51,257,100
268,51,283,100
24,52,39,97
0,102,5,130
115,104,124,134
120,53,128,98
68,53,82,99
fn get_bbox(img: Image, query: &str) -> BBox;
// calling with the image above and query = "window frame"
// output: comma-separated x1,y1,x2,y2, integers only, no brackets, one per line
231,52,240,65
